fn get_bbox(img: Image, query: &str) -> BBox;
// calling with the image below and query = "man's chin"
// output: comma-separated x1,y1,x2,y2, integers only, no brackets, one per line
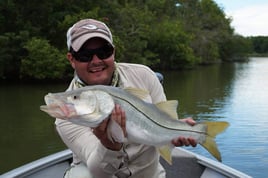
87,76,110,85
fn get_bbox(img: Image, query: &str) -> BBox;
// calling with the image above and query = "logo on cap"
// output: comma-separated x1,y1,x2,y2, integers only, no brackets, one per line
82,24,98,30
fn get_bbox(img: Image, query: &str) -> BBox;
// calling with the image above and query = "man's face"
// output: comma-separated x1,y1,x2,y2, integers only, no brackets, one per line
68,38,115,85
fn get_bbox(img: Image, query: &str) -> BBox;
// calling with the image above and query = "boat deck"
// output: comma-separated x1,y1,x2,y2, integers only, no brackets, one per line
1,148,251,178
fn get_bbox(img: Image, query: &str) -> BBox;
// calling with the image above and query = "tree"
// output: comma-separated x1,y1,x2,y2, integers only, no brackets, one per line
0,0,256,80
177,0,235,63
250,36,268,54
107,4,159,65
0,31,29,80
148,20,198,69
20,38,69,80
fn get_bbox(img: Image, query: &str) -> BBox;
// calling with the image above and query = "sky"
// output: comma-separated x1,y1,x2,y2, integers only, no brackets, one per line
214,0,268,36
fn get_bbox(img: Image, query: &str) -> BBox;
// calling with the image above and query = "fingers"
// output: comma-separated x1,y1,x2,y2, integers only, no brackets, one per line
121,109,127,136
171,117,197,147
110,104,127,136
92,104,126,151
172,137,184,146
172,137,197,147
188,137,197,147
92,119,109,137
180,117,196,126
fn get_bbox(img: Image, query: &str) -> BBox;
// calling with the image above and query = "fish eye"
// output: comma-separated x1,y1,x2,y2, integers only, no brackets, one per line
73,95,78,100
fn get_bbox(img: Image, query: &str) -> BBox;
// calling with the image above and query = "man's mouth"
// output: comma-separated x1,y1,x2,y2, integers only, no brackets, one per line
89,66,105,73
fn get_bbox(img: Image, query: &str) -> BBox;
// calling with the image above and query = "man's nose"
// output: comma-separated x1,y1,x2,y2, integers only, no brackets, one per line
91,54,102,62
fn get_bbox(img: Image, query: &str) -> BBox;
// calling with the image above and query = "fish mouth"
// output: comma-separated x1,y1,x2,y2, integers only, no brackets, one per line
40,103,77,119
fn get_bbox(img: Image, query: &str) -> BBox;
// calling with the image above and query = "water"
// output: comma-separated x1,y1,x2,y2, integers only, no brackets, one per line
163,57,268,177
1,57,268,177
0,84,67,173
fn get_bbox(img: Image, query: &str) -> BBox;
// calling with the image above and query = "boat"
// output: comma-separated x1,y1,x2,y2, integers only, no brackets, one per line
1,148,251,178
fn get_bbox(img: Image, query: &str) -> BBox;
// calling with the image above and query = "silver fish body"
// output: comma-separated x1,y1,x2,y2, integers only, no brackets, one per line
40,85,229,163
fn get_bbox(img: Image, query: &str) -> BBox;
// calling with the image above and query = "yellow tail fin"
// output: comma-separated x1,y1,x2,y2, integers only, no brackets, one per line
201,121,229,162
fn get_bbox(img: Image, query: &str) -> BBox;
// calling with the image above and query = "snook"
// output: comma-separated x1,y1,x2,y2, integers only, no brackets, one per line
40,85,229,164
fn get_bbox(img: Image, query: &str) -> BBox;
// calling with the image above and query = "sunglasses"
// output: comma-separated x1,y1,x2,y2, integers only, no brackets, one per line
72,44,114,62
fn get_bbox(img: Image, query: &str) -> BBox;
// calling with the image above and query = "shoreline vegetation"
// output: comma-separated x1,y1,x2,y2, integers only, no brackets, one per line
1,56,266,84
1,1,267,81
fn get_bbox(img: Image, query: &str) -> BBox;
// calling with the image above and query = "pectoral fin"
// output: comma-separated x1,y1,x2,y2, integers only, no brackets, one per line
107,119,125,143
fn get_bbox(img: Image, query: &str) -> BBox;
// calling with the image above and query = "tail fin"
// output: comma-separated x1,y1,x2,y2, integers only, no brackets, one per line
201,121,229,162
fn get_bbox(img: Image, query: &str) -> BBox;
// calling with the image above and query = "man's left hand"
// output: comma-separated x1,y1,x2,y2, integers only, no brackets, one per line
171,117,197,147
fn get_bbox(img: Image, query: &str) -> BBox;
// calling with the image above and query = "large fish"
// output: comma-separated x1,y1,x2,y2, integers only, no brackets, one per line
40,85,229,164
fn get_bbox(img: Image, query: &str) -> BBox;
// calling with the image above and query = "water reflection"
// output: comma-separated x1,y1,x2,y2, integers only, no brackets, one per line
225,58,268,178
163,62,236,120
163,58,268,178
0,84,68,173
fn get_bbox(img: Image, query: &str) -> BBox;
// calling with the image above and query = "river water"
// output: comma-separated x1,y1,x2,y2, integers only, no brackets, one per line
1,57,268,177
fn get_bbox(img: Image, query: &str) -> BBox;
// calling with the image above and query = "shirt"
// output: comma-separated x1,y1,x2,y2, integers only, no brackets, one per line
55,63,167,178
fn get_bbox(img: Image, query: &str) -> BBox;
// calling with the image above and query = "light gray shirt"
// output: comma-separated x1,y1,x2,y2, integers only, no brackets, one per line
55,63,167,178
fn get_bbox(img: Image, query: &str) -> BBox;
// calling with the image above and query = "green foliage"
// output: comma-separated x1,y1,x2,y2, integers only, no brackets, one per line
148,20,197,69
21,38,68,80
0,0,260,81
0,31,29,79
109,4,158,66
250,36,268,54
177,0,235,63
222,35,252,61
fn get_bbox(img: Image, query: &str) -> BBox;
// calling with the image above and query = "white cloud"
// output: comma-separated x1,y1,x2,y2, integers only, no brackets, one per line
227,4,268,36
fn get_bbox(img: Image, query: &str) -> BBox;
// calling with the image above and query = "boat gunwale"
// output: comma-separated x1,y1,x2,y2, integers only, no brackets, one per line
1,149,72,178
1,148,252,178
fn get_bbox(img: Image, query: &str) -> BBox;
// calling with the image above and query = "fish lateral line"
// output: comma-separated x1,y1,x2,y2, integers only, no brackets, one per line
109,93,208,133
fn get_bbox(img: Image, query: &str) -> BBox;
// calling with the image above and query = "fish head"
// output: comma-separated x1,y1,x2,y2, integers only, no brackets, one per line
40,88,115,127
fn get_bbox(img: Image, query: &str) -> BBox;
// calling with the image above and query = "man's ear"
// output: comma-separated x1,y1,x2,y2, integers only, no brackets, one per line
67,52,75,69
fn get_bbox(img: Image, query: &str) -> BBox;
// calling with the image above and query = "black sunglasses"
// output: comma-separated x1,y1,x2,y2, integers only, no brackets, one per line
72,44,114,62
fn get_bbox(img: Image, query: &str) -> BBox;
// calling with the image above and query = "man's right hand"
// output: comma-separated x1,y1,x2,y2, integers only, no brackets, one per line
92,104,126,151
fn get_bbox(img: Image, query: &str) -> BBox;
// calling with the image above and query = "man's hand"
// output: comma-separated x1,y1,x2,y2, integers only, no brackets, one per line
92,104,126,151
171,117,197,147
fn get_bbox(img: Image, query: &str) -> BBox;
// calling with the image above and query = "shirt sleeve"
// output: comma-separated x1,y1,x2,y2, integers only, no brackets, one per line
55,119,126,177
55,79,127,176
117,63,167,104
146,69,167,104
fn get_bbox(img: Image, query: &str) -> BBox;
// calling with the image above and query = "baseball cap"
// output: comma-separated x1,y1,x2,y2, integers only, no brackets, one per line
67,19,114,52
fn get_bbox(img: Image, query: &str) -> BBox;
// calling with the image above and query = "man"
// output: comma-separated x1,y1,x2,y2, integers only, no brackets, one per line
56,18,196,178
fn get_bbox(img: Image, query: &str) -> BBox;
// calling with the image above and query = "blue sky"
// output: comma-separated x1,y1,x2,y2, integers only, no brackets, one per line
214,0,268,36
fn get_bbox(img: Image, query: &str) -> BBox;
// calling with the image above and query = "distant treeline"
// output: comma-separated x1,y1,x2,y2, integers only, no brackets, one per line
249,36,268,56
0,0,267,81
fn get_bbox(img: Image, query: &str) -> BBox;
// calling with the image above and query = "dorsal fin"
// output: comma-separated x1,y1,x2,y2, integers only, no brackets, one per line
124,87,149,100
156,100,179,119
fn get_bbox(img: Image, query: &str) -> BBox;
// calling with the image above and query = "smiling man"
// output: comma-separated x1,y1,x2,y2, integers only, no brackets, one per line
56,18,196,178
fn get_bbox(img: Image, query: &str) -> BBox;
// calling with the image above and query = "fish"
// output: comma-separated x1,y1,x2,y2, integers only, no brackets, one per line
40,85,229,164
